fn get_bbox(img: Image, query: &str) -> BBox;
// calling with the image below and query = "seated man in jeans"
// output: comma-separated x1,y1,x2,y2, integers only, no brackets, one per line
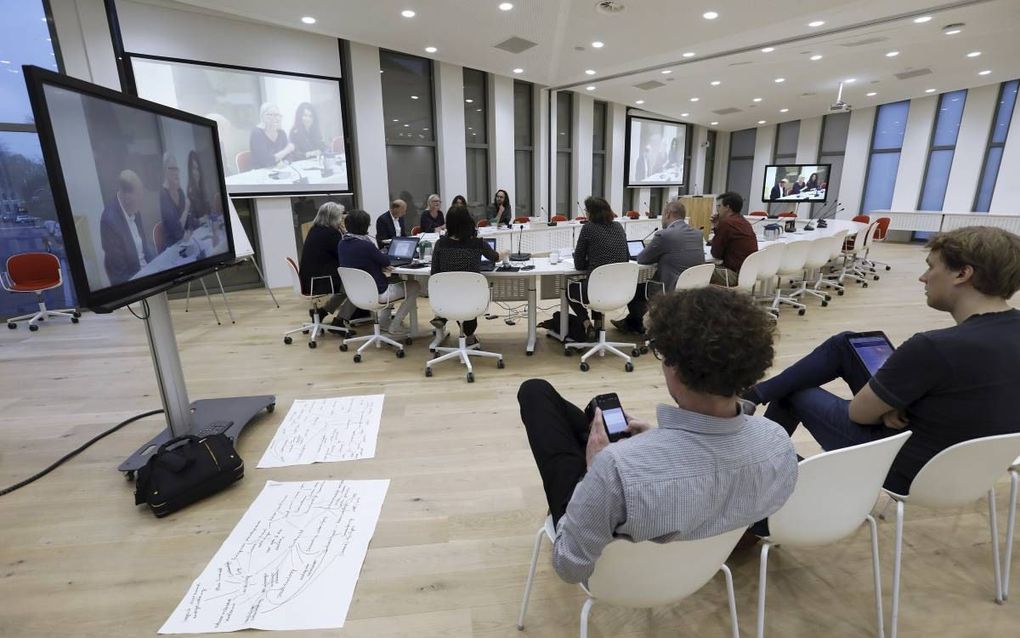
742,226,1020,494
518,287,798,584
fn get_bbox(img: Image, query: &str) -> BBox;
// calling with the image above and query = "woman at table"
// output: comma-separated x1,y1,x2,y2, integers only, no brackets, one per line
451,194,468,208
419,194,445,233
299,202,355,326
185,150,209,225
485,189,513,226
337,209,419,337
805,172,821,192
429,206,505,346
159,152,189,247
249,102,294,169
570,196,629,341
289,102,327,161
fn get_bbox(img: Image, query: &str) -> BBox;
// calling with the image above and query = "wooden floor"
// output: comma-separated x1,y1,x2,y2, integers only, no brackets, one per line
1,241,1018,638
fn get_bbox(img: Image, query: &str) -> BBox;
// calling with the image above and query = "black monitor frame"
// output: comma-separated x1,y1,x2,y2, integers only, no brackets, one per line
623,114,689,188
23,65,236,312
761,163,832,204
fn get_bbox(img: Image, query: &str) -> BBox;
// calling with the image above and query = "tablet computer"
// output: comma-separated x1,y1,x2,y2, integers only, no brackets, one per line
846,331,896,377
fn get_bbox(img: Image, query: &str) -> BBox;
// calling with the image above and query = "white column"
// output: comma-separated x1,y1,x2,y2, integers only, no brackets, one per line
49,0,120,88
749,125,777,212
606,101,627,213
489,74,515,204
990,85,1020,213
713,130,730,194
346,43,389,216
253,198,298,288
573,93,594,216
690,125,708,195
796,116,823,163
434,62,467,205
635,188,652,213
943,84,999,212
535,88,550,218
891,95,938,210
840,107,876,217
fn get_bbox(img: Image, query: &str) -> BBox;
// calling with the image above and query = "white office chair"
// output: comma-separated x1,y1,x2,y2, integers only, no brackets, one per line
1004,455,1020,601
337,267,408,362
281,257,350,349
840,223,877,287
754,243,786,318
770,240,811,316
425,271,504,383
675,262,716,289
565,262,641,372
789,236,836,307
756,432,912,638
518,515,743,638
884,432,1020,638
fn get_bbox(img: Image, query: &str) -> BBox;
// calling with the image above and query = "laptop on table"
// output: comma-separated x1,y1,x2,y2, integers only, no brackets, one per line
627,240,645,261
479,238,499,272
387,236,420,266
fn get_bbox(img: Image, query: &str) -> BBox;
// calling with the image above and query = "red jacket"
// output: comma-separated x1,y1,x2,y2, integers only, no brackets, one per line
711,214,758,273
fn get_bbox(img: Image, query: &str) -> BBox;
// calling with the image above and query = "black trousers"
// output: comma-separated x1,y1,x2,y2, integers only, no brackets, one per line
518,379,590,525
566,279,603,327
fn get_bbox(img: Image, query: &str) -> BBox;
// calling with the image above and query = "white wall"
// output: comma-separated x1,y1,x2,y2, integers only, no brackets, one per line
891,95,938,210
345,43,389,217
572,94,594,216
796,116,823,163
690,125,708,195
535,88,550,218
749,125,776,213
840,107,875,218
50,0,120,89
943,84,999,211
434,62,467,205
712,130,730,194
490,75,515,205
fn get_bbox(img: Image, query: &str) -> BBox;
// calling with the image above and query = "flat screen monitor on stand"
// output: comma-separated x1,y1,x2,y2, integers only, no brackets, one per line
24,66,275,474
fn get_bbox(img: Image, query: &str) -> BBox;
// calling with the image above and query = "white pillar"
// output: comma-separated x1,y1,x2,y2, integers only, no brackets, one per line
346,42,389,216
490,73,515,204
606,102,627,213
573,93,594,216
434,62,467,206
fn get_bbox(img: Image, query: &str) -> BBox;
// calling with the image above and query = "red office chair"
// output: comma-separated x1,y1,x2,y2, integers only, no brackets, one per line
2,252,80,331
551,215,568,222
514,216,530,224
477,219,490,228
576,216,588,222
846,215,872,249
235,150,252,173
778,212,797,218
750,211,768,217
626,210,640,219
153,221,167,253
411,226,421,236
863,217,893,272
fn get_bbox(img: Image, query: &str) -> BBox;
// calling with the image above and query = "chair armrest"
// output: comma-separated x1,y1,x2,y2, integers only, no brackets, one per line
565,280,584,305
644,281,665,299
0,271,13,293
308,275,335,296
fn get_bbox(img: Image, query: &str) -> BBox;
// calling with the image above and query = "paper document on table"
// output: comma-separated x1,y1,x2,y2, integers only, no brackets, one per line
158,479,389,634
257,395,384,468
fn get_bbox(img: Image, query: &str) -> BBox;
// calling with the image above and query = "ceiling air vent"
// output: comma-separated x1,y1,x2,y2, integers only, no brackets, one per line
494,37,538,54
596,1,626,15
895,68,933,80
633,80,665,91
840,36,889,47
713,107,742,115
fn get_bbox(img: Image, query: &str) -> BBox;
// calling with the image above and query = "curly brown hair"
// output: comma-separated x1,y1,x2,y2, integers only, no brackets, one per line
645,287,776,397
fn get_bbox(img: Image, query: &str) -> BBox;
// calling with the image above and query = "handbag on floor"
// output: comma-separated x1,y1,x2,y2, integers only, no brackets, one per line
134,434,244,517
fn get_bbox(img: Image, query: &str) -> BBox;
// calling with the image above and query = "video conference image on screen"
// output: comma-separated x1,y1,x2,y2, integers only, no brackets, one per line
762,164,830,203
132,57,348,195
627,116,686,187
41,83,231,294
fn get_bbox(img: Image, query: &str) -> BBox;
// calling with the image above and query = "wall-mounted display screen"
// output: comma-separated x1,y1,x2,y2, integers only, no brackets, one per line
131,56,349,196
762,164,831,203
625,116,687,187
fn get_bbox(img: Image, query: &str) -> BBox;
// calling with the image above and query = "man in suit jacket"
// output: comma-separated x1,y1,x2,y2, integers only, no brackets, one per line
100,170,156,286
770,179,789,200
375,199,407,249
612,199,706,334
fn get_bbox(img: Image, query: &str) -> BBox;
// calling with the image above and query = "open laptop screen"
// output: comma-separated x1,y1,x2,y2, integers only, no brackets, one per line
480,238,497,263
388,236,419,260
627,240,644,259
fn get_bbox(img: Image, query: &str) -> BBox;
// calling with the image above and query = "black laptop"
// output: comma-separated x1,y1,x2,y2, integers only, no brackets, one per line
479,238,499,272
627,240,645,261
846,331,896,377
387,236,420,266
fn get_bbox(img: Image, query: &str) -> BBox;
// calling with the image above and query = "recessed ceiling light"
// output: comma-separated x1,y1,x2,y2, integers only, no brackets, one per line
967,51,981,58
661,69,672,74
774,77,785,83
780,108,789,113
392,119,399,122
810,54,823,61
979,70,992,76
410,95,419,100
401,9,415,18
513,68,523,74
710,80,721,86
925,88,937,93
844,78,857,83
635,100,645,105
945,29,961,35
943,23,964,35
465,99,474,103
592,41,605,48
690,97,700,102
499,2,514,10
586,86,596,91
808,20,825,27
866,91,878,96
425,46,437,53
758,120,767,124
681,112,690,117
761,47,775,53
703,11,719,20
710,121,719,126
682,51,696,58
301,16,316,24
753,97,763,102
585,69,596,75
403,124,410,127
886,51,900,57
914,16,932,23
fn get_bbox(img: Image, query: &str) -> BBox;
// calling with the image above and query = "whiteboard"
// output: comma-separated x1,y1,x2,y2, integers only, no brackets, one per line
227,197,254,259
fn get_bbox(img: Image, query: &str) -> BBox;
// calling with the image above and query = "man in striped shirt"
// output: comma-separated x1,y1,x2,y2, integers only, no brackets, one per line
518,287,798,584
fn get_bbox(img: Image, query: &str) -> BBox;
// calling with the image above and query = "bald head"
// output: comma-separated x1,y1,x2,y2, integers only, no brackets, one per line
662,199,686,226
390,199,407,217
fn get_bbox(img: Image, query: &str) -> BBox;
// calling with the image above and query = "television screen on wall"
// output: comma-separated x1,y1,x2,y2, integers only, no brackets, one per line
625,115,687,187
131,56,350,196
762,164,831,203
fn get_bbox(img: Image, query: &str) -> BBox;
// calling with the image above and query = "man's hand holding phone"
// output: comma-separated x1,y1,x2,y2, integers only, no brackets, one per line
585,394,653,468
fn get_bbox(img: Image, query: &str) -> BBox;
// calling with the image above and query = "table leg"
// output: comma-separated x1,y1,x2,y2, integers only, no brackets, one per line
559,276,569,336
526,276,537,354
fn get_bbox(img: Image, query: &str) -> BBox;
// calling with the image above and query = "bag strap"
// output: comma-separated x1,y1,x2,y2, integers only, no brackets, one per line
157,434,201,455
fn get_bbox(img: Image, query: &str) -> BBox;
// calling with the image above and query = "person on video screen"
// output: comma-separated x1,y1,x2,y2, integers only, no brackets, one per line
249,102,295,169
101,169,156,285
159,152,189,246
769,178,789,200
806,172,821,192
289,102,327,161
186,150,209,223
790,176,807,195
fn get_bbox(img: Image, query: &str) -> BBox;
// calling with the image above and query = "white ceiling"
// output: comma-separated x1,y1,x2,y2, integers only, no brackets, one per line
172,0,1020,130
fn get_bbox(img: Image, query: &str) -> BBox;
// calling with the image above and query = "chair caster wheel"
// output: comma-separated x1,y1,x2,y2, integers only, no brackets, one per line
466,372,474,383
73,311,81,318
579,362,590,372
526,350,533,356
824,295,831,301
29,324,39,332
625,362,634,372
339,343,348,351
124,470,135,481
862,283,869,288
425,367,433,377
284,336,293,344
798,308,806,316
564,348,573,356
873,276,880,281
821,300,829,307
404,337,413,345
396,349,405,358
7,322,15,329
837,290,845,296
631,348,641,357
640,346,649,354
308,341,317,349
71,317,79,324
353,354,362,363
885,265,891,271
302,329,310,334
497,359,505,369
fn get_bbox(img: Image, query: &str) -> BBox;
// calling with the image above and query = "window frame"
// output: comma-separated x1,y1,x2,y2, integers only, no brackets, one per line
973,79,1019,212
916,89,968,212
859,100,910,215
513,79,535,217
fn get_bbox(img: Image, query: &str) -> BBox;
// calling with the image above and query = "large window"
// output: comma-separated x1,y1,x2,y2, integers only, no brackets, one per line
591,101,607,199
513,80,534,217
463,68,488,219
812,111,850,217
918,90,967,211
380,50,437,230
1,0,69,320
860,100,910,215
975,79,1019,212
771,121,800,213
726,128,756,212
703,129,717,194
555,92,572,217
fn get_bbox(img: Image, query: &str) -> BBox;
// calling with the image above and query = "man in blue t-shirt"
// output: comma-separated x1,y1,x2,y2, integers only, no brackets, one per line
742,226,1020,494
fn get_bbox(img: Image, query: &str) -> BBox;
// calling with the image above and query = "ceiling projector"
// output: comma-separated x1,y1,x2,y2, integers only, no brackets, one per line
830,81,852,112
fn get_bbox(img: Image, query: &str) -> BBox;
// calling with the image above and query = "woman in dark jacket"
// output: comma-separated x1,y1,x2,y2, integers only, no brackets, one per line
299,202,353,323
289,102,327,160
570,196,629,338
485,189,513,226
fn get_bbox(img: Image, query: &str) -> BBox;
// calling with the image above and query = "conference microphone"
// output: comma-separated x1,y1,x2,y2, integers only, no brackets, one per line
510,221,531,262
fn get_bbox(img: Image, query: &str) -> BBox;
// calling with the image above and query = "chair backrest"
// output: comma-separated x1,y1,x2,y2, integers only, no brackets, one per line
777,240,810,275
575,215,587,222
750,211,768,217
514,216,530,224
338,267,385,310
852,215,871,224
626,211,640,219
153,221,167,253
476,219,490,228
828,230,849,260
411,226,421,236
675,263,715,290
428,271,490,321
235,150,252,173
586,262,640,312
6,252,61,287
551,214,567,222
756,242,786,280
862,220,882,248
587,527,744,607
900,433,1020,507
778,212,797,218
735,247,769,292
849,224,869,252
285,257,304,295
803,236,834,270
769,432,911,545
874,217,891,240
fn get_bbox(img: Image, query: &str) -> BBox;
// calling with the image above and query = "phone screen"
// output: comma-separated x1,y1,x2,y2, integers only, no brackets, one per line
602,407,628,437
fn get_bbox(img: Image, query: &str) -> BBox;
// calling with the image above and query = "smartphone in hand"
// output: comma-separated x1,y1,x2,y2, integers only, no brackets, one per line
594,393,630,442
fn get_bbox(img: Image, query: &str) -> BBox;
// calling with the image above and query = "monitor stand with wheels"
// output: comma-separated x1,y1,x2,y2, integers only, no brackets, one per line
117,291,275,476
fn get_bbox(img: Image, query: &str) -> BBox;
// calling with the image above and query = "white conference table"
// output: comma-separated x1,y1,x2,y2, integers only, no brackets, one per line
135,222,228,279
224,157,349,188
